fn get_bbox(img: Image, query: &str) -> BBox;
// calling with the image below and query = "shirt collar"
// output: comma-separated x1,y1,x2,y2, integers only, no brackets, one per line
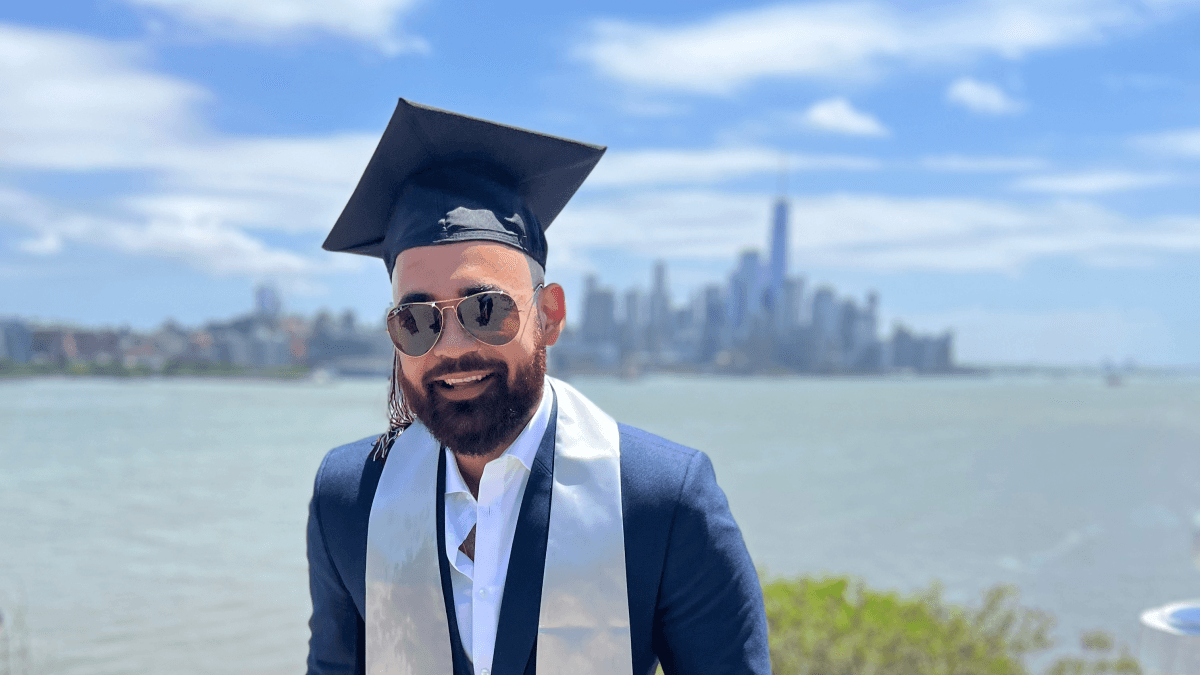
444,449,472,497
504,377,553,473
442,377,552,495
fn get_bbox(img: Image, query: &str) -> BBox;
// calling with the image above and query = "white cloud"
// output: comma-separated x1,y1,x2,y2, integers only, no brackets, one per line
617,99,691,118
109,219,317,276
123,0,427,53
1132,127,1200,158
921,155,1048,172
556,189,1200,273
0,25,387,227
798,98,889,137
588,147,878,188
946,77,1024,115
0,186,323,276
0,24,379,277
147,135,379,234
578,4,900,94
0,24,206,170
714,108,889,145
576,0,1188,94
1012,170,1178,194
16,231,64,256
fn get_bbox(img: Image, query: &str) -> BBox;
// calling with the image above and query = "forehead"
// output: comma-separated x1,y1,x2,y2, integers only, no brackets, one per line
391,241,532,299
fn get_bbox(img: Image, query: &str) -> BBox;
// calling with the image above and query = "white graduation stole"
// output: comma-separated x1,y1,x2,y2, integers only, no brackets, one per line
364,377,633,675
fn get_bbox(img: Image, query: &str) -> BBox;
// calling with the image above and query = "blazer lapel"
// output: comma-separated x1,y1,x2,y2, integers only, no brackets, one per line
490,395,558,674
436,447,474,675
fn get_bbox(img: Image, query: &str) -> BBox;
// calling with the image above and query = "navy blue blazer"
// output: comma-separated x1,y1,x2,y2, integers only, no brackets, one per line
306,417,770,675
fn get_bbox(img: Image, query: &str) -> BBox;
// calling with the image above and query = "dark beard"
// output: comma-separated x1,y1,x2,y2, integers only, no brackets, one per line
399,348,546,457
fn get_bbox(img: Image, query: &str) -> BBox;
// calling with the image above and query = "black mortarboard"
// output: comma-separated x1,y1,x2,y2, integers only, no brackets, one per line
323,98,606,275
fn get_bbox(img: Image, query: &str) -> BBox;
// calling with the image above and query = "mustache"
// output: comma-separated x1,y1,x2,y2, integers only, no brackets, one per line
422,354,509,386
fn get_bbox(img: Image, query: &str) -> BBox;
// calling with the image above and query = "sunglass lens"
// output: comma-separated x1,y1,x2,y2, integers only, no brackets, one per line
388,304,442,356
458,292,519,345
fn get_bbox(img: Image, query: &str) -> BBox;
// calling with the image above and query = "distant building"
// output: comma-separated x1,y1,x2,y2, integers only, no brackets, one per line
30,329,70,366
698,285,725,364
889,324,954,373
776,276,803,338
727,249,761,346
306,308,392,376
621,287,646,359
765,198,788,316
71,330,122,365
255,283,283,321
846,292,881,371
647,260,672,357
0,319,32,363
807,286,837,370
581,275,618,346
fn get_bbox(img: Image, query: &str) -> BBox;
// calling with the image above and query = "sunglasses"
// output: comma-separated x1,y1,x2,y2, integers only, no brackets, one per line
386,284,543,357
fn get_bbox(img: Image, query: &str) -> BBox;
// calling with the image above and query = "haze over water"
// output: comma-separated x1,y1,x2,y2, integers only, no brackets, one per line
1,375,1198,674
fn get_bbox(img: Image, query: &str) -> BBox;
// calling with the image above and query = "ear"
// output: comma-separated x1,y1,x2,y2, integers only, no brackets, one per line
538,283,567,346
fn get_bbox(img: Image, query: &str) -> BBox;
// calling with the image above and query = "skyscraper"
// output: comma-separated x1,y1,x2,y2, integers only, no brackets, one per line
766,198,788,312
727,249,761,344
648,260,672,353
255,283,282,320
582,275,618,344
621,287,645,355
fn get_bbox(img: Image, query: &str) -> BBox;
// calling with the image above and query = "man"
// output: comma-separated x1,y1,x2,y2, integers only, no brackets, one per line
307,99,770,675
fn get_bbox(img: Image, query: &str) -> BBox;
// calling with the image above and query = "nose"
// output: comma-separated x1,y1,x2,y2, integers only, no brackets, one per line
428,305,476,357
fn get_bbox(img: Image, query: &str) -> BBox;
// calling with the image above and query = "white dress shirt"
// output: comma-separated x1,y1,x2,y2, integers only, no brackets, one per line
443,382,553,675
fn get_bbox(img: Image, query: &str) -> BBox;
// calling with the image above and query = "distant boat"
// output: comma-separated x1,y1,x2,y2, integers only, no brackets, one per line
1105,371,1123,387
309,367,335,384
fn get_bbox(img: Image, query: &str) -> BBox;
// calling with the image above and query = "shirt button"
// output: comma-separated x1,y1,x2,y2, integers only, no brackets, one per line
482,669,490,675
478,588,487,598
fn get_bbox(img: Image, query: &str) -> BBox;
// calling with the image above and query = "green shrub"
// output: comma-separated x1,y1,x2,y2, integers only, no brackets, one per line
1044,630,1141,675
763,575,1140,675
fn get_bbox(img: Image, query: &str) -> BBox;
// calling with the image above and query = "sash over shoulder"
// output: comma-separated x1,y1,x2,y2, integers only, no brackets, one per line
365,377,633,675
365,421,450,674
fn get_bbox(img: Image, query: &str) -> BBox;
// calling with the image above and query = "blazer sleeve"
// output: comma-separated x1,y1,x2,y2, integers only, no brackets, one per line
655,452,771,675
306,457,366,675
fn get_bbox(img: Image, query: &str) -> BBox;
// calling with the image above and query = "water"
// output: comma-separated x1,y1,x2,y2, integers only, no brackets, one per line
1,375,1198,674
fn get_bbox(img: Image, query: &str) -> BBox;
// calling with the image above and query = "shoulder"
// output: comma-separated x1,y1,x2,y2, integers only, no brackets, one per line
618,423,703,471
307,437,381,650
551,376,707,493
618,424,717,512
312,435,382,513
618,423,699,464
616,424,769,674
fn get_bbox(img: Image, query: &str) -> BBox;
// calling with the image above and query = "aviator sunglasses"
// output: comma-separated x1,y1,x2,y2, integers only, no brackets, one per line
386,284,543,357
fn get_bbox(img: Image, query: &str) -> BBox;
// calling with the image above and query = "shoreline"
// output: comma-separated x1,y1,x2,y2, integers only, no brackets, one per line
5,366,1199,383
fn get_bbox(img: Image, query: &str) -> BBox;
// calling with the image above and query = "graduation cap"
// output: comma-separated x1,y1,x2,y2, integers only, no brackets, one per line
323,98,606,275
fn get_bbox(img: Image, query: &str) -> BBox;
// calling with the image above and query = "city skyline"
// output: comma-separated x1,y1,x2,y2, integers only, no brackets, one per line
556,195,955,375
2,187,1175,370
1,197,957,374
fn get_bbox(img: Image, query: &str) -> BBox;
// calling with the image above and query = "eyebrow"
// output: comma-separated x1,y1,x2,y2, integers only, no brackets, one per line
396,283,504,306
396,291,435,305
461,283,502,296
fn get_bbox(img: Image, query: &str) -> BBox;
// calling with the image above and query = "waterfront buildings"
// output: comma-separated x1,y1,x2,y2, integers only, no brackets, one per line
0,284,393,377
4,197,957,377
552,196,957,375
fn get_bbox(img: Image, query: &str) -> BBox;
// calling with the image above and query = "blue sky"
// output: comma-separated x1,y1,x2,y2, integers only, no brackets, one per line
1,0,1197,365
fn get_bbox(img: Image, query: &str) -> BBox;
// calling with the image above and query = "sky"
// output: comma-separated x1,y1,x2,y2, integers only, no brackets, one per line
0,0,1197,365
